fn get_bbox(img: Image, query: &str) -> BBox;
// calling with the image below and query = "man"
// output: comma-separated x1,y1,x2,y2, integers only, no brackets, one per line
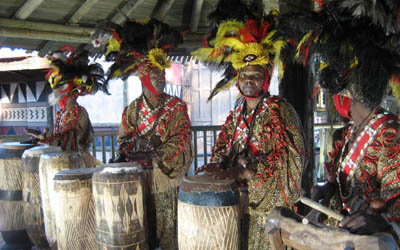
93,19,192,250
193,7,306,249
277,0,400,239
114,60,192,250
26,48,106,167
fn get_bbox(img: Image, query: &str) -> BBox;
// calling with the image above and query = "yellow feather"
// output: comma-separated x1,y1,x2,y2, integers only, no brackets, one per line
232,43,269,69
215,20,244,43
390,75,400,105
296,30,313,58
191,48,214,61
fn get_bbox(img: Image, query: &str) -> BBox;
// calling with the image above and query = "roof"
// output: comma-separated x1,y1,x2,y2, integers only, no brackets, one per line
0,0,279,57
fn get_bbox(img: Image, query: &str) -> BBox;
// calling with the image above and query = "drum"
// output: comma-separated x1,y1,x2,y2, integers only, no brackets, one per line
266,206,398,250
22,145,61,250
39,151,85,250
178,175,240,250
53,167,102,250
92,163,147,250
0,142,36,250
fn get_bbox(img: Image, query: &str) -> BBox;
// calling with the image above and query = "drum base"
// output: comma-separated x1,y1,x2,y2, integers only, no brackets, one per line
1,231,32,250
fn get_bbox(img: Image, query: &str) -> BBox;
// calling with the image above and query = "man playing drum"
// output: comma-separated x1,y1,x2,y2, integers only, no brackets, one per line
276,0,400,242
93,19,192,250
193,1,307,249
25,47,107,167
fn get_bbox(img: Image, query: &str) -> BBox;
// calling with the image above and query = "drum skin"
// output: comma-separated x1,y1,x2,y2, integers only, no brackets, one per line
0,142,37,250
178,175,240,250
22,145,61,250
92,163,148,250
39,151,85,250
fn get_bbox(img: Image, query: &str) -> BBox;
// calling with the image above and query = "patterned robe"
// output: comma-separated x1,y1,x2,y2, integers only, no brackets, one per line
211,96,306,250
43,104,95,166
117,94,192,250
326,108,400,232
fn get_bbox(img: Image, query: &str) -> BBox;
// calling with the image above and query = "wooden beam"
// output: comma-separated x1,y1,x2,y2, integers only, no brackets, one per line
190,0,204,32
0,18,93,35
0,27,91,43
69,0,99,24
13,0,45,20
39,0,99,57
151,0,175,21
111,0,146,25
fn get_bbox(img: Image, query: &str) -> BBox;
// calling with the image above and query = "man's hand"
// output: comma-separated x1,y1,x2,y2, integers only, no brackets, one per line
109,154,127,163
25,128,44,139
339,209,391,235
196,163,254,181
310,182,337,206
195,163,225,177
128,150,155,161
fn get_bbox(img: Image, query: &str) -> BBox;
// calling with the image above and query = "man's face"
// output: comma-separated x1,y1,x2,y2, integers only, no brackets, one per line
238,65,265,97
149,67,166,93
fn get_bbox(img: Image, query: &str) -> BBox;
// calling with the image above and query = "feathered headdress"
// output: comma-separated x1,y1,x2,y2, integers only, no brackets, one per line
45,45,107,96
91,18,183,82
276,0,400,109
192,0,286,100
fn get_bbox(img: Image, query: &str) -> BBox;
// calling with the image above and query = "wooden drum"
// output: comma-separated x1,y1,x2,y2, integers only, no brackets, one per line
53,167,102,250
266,206,398,250
0,142,36,250
178,175,240,250
92,162,147,250
39,151,85,250
22,145,61,250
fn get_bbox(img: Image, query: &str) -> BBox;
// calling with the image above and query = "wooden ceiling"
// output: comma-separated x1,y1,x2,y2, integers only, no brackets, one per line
0,0,279,56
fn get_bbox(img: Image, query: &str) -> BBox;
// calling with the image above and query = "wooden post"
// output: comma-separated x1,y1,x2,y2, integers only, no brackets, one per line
111,0,146,25
13,0,45,20
190,0,204,32
151,0,175,21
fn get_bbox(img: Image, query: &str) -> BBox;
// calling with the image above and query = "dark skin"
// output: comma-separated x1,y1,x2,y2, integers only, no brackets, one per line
111,66,166,163
196,65,268,181
314,98,390,235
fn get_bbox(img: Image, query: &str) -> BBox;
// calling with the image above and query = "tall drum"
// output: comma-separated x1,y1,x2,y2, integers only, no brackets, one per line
39,151,85,250
178,175,240,250
0,142,36,250
22,145,61,250
53,167,102,250
92,163,148,250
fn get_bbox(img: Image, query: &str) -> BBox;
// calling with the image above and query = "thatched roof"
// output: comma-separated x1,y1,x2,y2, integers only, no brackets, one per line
0,0,222,56
0,0,280,56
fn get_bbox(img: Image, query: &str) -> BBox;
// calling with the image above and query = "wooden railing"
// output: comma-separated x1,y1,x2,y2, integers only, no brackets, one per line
0,123,343,180
91,123,343,180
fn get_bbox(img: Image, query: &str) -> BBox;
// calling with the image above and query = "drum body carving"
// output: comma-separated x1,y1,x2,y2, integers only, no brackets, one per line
53,167,102,250
0,142,36,250
92,163,148,250
178,175,240,250
39,151,85,250
22,145,61,250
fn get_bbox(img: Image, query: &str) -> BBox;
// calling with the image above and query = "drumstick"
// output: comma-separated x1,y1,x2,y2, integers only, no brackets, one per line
300,196,344,221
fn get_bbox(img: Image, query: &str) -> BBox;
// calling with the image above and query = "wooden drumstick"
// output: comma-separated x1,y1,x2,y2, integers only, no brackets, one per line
300,196,344,221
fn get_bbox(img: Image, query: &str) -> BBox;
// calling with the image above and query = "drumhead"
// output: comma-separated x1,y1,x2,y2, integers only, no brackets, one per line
22,145,61,158
54,167,104,181
0,142,36,150
179,175,237,193
0,142,37,159
40,151,83,160
100,165,143,175
178,175,239,207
